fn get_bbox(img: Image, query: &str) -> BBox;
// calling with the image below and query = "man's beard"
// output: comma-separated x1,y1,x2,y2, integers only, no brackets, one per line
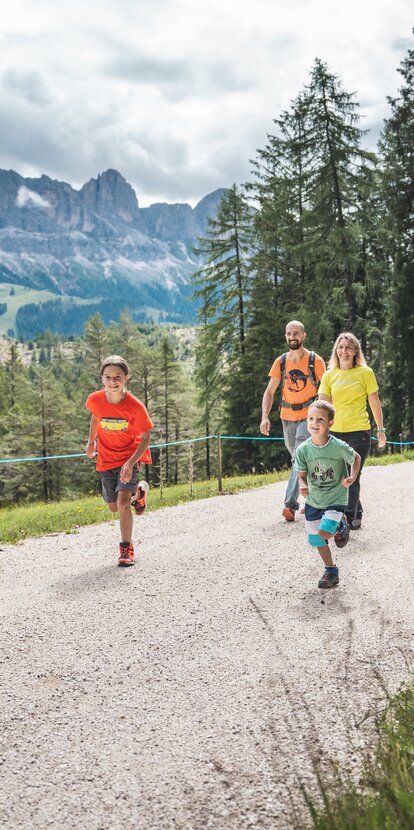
288,340,302,350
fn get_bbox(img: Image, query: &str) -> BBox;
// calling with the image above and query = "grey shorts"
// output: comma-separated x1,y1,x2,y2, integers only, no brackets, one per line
99,464,140,504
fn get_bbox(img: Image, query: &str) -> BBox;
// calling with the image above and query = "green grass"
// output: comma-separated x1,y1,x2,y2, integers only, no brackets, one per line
366,449,414,466
0,282,98,336
1,451,413,546
305,684,414,829
0,469,288,545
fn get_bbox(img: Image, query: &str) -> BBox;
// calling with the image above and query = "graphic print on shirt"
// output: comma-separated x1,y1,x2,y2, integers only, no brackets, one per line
286,369,308,393
100,417,129,432
310,461,335,485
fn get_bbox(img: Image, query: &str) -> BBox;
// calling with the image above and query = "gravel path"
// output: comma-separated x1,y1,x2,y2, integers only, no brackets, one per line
1,462,414,830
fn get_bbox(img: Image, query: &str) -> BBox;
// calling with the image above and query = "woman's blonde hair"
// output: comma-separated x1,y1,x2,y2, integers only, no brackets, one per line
328,332,366,369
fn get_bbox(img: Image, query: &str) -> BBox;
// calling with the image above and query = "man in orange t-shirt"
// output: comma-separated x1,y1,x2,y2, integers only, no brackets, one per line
260,320,326,522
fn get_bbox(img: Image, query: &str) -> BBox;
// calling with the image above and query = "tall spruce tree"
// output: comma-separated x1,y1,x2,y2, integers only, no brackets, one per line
380,39,414,440
300,59,376,333
193,184,253,361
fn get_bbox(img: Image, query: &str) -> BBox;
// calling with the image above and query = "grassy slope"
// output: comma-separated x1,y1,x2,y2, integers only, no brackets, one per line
0,282,97,336
1,451,413,546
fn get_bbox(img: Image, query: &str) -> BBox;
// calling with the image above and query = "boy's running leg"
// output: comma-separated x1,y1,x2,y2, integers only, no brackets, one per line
132,480,149,515
117,491,135,566
317,543,339,589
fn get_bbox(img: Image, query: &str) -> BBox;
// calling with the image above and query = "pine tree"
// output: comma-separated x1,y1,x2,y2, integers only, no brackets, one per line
193,184,253,361
301,58,377,332
380,39,414,440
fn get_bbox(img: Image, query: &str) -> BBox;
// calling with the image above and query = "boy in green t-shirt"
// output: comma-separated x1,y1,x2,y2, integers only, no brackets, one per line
295,401,361,589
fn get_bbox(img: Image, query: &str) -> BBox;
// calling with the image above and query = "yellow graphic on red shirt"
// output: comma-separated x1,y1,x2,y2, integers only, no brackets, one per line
100,417,129,432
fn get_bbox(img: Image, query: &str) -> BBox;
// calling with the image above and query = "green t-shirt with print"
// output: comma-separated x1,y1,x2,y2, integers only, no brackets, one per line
295,435,356,509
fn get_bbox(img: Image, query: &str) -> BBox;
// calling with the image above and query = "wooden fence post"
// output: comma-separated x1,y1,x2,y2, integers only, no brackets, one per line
189,442,194,497
217,434,223,494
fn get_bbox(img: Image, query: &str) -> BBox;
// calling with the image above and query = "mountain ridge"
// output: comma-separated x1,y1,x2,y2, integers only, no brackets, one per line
0,168,225,334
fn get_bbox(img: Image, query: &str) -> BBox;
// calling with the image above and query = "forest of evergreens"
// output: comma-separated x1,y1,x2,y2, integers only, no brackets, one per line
0,43,413,507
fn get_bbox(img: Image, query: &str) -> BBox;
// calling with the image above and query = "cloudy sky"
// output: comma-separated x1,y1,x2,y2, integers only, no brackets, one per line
0,0,412,206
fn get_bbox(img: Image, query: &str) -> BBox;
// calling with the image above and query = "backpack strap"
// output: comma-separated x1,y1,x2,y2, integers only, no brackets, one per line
280,352,287,382
308,351,317,387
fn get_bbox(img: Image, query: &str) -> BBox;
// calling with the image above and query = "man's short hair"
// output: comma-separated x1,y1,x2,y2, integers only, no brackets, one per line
285,319,305,333
309,400,336,420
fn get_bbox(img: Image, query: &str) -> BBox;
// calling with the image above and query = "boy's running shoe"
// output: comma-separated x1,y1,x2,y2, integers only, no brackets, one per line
118,542,135,567
334,517,349,548
131,480,149,515
318,569,339,589
282,507,295,522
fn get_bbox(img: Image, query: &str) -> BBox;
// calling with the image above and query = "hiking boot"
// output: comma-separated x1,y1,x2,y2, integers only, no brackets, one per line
282,507,295,522
132,480,149,515
334,517,349,548
118,542,135,567
351,517,362,530
318,569,339,589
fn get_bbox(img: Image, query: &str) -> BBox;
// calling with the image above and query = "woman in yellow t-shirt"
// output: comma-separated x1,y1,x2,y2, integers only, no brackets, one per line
318,332,386,530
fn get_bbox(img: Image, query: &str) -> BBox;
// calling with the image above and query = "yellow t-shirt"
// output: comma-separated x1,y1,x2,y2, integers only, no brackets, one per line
318,365,379,432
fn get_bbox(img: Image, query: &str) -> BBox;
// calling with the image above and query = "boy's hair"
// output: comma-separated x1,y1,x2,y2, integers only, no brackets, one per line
100,355,130,377
309,400,336,420
328,332,366,369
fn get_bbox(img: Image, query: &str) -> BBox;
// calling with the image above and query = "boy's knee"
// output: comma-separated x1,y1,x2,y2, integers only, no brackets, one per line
319,517,339,535
318,529,332,540
107,501,118,513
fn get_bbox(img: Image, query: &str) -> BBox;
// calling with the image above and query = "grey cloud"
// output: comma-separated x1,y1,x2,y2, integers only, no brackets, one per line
2,68,52,107
103,46,255,99
391,36,413,52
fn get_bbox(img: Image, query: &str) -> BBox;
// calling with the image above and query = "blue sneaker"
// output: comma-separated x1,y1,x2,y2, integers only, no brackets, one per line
334,517,349,548
318,568,339,589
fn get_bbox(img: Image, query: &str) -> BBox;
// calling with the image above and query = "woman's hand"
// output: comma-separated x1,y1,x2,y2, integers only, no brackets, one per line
377,430,386,449
342,476,355,488
299,483,309,497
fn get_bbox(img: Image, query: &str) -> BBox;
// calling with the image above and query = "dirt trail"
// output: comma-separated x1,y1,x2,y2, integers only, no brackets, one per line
1,463,413,829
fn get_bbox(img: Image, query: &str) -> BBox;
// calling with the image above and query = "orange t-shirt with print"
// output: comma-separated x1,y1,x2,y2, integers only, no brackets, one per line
268,349,326,422
85,390,154,471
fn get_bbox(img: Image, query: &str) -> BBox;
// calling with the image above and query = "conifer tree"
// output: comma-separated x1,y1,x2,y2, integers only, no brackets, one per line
380,39,414,439
193,184,253,362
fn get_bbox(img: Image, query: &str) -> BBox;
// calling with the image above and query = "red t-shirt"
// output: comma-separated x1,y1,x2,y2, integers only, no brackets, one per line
85,390,154,471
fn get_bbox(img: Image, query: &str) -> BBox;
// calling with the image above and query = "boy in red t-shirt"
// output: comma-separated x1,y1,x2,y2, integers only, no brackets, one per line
85,355,154,567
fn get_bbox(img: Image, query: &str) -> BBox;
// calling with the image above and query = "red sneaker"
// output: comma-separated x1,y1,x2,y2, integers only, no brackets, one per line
282,507,295,522
118,542,135,567
132,480,149,515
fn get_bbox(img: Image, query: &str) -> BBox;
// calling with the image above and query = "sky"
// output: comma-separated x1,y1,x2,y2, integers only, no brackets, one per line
0,0,412,207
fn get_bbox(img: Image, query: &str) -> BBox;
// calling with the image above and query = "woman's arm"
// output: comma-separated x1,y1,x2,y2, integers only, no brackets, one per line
368,392,386,449
318,393,331,402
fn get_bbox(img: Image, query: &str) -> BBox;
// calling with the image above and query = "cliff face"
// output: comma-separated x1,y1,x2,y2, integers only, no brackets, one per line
0,168,226,320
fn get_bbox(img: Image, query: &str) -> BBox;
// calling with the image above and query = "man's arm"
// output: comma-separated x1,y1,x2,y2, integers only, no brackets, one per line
86,414,99,457
318,393,331,403
315,355,327,382
260,377,280,435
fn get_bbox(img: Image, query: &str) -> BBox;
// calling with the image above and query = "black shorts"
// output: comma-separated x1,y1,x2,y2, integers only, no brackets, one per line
99,463,140,504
